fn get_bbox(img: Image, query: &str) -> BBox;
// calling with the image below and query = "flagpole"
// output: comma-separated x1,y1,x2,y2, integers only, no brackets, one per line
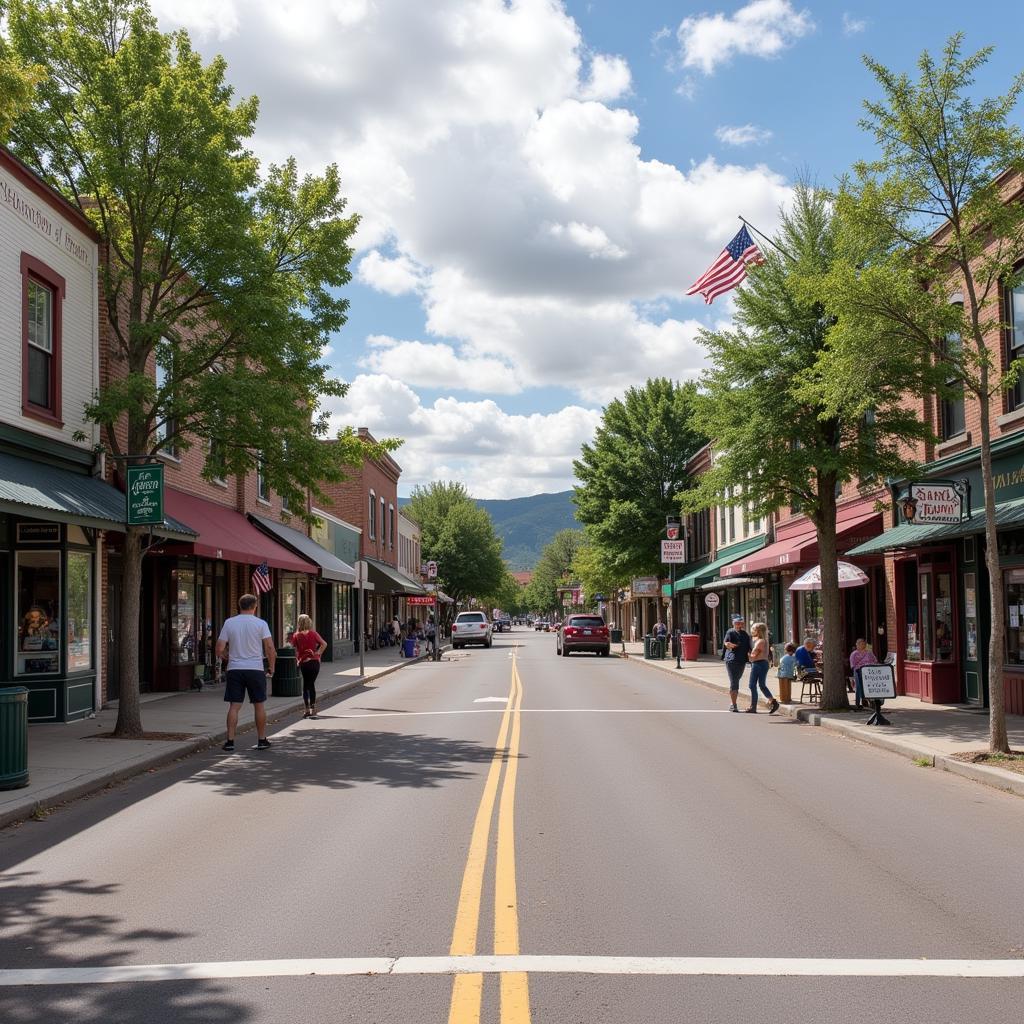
737,215,793,261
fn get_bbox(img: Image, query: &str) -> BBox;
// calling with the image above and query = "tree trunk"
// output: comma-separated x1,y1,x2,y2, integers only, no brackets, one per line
112,525,144,738
977,388,1009,753
817,482,848,712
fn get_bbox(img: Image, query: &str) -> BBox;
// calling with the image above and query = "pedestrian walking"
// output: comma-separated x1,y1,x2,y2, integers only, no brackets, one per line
850,638,878,710
722,613,751,713
425,614,437,655
746,622,779,714
777,642,798,704
291,614,327,719
392,614,401,648
216,594,276,752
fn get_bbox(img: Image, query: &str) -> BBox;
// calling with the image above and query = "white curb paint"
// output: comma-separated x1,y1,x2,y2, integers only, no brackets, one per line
473,697,511,703
3,955,1024,987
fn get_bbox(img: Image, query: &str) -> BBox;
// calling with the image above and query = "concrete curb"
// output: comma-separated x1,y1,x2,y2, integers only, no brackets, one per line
620,650,1024,799
0,648,446,831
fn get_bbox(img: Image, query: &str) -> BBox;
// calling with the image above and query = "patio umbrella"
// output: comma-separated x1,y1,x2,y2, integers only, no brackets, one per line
789,560,869,591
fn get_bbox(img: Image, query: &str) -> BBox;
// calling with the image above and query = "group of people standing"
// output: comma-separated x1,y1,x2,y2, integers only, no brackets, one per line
722,614,780,714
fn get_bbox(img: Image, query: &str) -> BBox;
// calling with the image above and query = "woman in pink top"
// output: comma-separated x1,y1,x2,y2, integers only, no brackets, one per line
850,638,878,710
291,614,328,719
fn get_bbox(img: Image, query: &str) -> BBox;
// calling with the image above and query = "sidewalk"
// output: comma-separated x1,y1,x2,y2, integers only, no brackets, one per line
0,643,445,829
618,641,1024,799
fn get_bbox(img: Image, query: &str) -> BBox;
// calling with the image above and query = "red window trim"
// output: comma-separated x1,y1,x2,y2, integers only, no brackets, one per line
20,252,65,428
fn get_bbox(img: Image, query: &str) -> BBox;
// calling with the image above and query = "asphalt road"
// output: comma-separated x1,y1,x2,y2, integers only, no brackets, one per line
1,628,1023,1023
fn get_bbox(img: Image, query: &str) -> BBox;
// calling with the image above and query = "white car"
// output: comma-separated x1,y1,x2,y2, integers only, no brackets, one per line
451,611,493,649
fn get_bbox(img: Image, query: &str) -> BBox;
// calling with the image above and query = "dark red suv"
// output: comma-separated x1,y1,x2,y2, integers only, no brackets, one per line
556,615,610,657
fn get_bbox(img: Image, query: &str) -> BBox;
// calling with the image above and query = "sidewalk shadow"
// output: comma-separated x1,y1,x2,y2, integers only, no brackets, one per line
188,729,516,797
0,873,250,1024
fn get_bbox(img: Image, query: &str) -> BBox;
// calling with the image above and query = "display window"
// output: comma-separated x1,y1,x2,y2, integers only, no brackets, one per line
160,566,197,665
16,550,60,674
334,582,352,641
66,550,93,671
1004,569,1024,665
902,557,955,663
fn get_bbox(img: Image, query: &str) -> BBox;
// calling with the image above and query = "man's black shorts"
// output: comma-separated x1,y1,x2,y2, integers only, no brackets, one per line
224,669,267,704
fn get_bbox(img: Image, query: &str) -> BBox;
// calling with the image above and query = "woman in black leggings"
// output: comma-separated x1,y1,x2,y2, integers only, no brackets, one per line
291,615,328,719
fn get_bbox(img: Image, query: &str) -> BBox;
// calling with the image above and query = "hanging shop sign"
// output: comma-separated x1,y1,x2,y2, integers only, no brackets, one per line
16,523,61,544
407,594,436,605
901,480,969,525
661,539,686,563
704,592,720,608
631,577,660,597
126,463,164,526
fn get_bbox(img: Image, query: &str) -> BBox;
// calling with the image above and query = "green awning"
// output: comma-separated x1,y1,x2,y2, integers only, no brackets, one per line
365,557,426,595
673,534,769,593
846,496,1024,556
0,450,194,538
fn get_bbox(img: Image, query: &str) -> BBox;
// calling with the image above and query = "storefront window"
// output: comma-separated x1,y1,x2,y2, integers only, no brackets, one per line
904,561,921,661
919,573,933,661
172,568,196,664
281,577,299,640
742,586,769,634
964,572,978,662
334,582,352,641
66,551,93,671
934,572,953,662
798,590,824,644
1005,570,1024,665
16,550,60,674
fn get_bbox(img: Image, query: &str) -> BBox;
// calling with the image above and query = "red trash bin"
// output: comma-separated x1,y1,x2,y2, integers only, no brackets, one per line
681,634,701,661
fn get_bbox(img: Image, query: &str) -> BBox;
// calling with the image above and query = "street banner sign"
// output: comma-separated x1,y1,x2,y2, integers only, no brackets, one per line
631,576,660,596
704,592,720,608
860,663,896,700
661,539,686,563
126,463,164,526
408,594,436,605
427,560,438,579
902,481,968,525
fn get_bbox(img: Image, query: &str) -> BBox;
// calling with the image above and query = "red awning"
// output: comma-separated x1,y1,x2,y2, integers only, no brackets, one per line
719,510,883,577
163,489,317,574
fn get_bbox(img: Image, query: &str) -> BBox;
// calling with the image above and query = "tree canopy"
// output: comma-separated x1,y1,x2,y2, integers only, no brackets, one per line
822,35,1024,749
573,378,705,582
405,482,506,607
525,529,584,612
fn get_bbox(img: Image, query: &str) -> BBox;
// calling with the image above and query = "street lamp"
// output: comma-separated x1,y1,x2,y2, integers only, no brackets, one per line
666,515,682,668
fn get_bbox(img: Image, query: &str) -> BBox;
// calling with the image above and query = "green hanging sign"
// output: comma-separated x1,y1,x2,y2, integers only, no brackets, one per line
126,463,164,526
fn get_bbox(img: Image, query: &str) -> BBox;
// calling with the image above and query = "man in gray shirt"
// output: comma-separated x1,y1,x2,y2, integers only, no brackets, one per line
216,593,276,752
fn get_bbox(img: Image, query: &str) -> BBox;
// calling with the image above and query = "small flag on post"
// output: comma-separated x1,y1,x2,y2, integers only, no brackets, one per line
251,561,272,595
686,225,764,305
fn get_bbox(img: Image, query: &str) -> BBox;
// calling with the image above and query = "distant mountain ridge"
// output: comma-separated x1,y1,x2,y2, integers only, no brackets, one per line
398,490,579,569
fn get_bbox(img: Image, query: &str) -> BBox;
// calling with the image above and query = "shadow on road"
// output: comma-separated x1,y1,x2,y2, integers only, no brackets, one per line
187,728,516,797
0,873,252,1024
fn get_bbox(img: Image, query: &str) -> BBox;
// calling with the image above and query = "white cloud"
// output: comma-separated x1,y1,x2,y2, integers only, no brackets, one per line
715,123,773,146
356,250,423,296
842,12,868,35
677,0,814,75
578,53,631,101
360,335,522,394
325,375,602,498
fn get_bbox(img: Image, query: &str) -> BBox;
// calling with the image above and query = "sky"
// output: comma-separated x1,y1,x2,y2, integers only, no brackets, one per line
149,0,1024,499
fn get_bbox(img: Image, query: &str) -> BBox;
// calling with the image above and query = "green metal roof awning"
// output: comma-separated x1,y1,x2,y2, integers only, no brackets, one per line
848,497,1024,555
673,534,769,593
0,450,194,538
249,514,356,583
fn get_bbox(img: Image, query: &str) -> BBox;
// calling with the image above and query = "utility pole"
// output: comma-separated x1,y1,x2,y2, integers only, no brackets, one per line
666,515,682,668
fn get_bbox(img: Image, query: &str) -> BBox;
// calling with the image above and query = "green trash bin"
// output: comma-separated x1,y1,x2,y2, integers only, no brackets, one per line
610,628,623,645
272,647,302,698
0,687,29,791
643,635,656,659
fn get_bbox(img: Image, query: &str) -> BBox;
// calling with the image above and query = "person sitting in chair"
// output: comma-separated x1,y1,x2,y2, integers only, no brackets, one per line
795,637,820,676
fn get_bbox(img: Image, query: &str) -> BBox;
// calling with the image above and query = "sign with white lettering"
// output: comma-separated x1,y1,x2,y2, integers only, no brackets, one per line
126,464,164,526
661,539,686,563
902,482,966,525
704,592,720,608
426,560,437,579
860,663,896,700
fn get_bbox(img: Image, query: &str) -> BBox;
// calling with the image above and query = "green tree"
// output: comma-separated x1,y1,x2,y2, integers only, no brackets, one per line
0,2,44,141
6,0,376,737
525,529,584,612
571,534,627,608
573,379,705,582
824,35,1024,750
406,482,506,606
685,183,934,712
481,570,527,619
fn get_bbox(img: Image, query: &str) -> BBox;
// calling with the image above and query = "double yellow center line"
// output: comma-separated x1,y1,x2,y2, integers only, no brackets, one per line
447,656,530,1024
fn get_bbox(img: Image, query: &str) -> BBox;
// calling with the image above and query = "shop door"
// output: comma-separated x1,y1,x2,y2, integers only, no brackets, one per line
106,555,122,702
316,582,333,661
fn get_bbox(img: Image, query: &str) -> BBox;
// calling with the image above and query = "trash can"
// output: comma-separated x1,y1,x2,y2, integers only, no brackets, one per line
643,635,655,659
610,628,623,645
0,687,29,791
403,637,416,658
272,646,302,698
681,634,701,661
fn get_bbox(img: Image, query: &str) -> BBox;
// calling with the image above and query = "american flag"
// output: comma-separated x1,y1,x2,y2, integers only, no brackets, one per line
251,561,272,595
686,225,764,305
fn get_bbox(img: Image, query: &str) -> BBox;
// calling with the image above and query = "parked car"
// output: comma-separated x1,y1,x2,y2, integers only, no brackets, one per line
452,611,493,649
534,619,549,631
493,616,512,633
556,614,610,657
